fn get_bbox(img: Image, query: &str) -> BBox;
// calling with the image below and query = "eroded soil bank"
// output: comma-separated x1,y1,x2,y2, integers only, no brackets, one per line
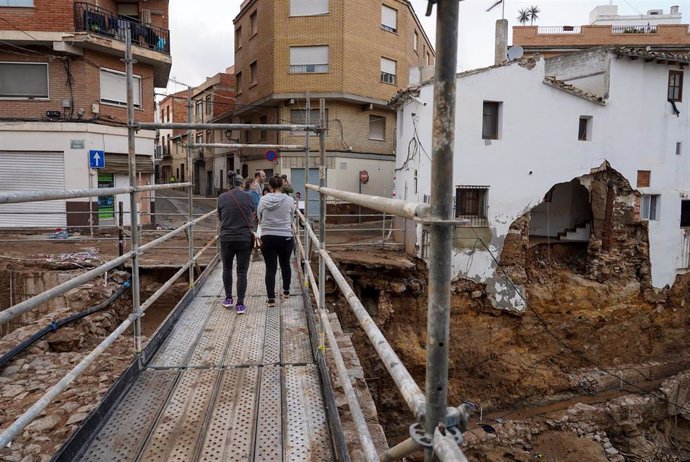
327,247,690,461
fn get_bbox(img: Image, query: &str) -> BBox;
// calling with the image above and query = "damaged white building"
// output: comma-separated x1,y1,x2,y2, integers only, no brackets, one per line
392,47,690,311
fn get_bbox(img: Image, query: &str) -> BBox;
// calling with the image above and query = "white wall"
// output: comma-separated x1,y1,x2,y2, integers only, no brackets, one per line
395,55,690,310
0,122,155,227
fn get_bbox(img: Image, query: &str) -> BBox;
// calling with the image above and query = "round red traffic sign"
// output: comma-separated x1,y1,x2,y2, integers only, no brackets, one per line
265,149,278,162
359,170,369,184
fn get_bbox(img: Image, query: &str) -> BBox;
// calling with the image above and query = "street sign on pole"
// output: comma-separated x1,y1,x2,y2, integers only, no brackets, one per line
89,150,105,169
265,149,278,162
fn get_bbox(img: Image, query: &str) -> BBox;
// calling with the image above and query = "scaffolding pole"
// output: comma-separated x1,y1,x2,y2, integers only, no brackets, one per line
187,87,195,289
125,29,143,356
424,2,460,460
318,99,327,319
304,94,311,260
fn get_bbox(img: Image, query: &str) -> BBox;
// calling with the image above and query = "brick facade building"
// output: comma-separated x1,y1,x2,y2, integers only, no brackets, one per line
232,0,434,209
513,5,690,57
0,0,171,228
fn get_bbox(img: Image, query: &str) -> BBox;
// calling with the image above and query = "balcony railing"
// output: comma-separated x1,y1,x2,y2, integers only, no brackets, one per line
74,2,170,55
611,25,658,34
536,25,659,35
536,26,582,34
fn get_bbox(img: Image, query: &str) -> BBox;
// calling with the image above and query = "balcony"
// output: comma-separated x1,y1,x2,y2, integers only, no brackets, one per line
73,2,170,55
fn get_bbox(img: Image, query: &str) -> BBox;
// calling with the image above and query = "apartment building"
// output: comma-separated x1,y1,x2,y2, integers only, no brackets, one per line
0,0,171,228
513,4,690,57
156,90,187,184
393,48,690,311
162,70,236,197
232,0,434,214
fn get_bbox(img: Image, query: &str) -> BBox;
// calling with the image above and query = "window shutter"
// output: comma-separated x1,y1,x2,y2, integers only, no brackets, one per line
290,0,328,16
290,46,329,65
381,5,397,30
380,58,396,75
0,63,48,98
100,69,141,107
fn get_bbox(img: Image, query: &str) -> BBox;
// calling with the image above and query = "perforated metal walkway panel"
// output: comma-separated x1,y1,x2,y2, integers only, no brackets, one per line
77,258,334,462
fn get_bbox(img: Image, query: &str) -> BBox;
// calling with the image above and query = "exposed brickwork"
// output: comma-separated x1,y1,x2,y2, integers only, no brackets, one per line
514,25,690,53
0,49,155,122
233,0,432,159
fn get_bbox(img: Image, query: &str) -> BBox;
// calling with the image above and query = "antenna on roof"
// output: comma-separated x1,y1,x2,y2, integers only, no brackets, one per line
507,45,524,61
487,0,505,20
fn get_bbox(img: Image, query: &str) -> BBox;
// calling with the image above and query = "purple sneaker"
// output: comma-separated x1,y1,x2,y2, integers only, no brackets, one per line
222,297,234,308
235,303,246,315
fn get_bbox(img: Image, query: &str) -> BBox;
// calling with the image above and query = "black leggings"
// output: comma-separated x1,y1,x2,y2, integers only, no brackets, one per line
220,239,252,304
261,235,293,299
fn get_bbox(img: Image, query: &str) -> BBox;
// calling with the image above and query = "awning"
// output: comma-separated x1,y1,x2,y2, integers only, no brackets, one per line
101,153,154,174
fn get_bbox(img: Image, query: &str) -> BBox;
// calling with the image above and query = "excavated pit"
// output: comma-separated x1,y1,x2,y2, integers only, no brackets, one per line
326,165,690,460
0,257,191,460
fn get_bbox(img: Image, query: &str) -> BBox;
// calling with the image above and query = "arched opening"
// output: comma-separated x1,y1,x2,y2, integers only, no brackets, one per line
529,179,592,243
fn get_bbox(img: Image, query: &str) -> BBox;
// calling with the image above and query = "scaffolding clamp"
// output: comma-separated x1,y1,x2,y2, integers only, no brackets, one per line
410,422,463,448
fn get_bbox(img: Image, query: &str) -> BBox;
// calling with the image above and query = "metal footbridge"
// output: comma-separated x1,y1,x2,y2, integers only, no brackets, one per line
0,2,470,460
76,258,335,461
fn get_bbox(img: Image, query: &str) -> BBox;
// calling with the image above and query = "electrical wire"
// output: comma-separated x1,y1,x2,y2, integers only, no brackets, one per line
468,228,688,412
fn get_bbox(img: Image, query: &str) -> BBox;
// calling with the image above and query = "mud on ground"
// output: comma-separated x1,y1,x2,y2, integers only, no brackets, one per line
326,247,690,461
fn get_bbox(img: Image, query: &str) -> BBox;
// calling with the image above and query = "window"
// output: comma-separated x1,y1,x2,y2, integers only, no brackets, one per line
381,5,397,33
578,116,592,141
427,52,432,66
236,72,242,94
250,11,257,36
166,106,170,122
456,186,489,226
668,70,683,102
195,100,202,118
290,108,327,135
180,163,185,181
0,62,48,98
100,68,141,108
260,116,267,140
1,0,34,6
641,194,660,221
380,57,397,84
235,26,242,50
677,142,682,156
205,95,212,115
290,0,328,16
637,170,651,188
117,4,138,18
250,61,257,86
369,115,385,140
413,31,418,52
681,200,690,227
482,101,501,140
289,46,329,73
206,130,212,143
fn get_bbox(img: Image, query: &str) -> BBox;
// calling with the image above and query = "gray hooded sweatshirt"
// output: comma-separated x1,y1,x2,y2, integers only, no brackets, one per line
257,193,295,237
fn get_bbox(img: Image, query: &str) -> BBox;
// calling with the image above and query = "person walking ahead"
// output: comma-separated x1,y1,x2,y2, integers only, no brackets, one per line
257,175,295,306
218,175,256,314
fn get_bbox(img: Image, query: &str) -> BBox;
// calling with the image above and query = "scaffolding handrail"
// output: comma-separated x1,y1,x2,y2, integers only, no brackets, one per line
298,210,427,422
293,224,379,462
0,182,192,205
0,209,215,325
0,233,218,448
137,122,319,131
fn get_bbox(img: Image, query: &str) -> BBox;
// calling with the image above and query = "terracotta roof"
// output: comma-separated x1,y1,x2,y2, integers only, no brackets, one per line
543,76,607,105
612,47,690,64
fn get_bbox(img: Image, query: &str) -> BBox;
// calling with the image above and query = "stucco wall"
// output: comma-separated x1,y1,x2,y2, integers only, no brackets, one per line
395,54,690,310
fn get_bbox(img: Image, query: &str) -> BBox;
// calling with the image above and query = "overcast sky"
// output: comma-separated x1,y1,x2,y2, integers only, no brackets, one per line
165,0,690,93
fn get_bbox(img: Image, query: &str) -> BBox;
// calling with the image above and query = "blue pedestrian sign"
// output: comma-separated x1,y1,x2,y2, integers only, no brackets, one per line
89,150,105,169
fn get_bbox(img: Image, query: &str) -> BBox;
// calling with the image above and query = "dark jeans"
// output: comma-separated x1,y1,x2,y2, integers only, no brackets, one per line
221,239,252,304
261,235,293,299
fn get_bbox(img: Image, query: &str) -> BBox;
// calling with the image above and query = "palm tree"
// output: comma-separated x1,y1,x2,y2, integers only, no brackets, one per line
528,5,541,25
517,9,530,25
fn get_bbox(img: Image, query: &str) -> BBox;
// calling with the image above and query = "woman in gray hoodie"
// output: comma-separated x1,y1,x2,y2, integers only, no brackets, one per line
257,175,296,306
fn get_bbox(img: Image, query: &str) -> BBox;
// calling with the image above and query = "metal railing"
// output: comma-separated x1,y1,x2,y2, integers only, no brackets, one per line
536,26,582,34
73,2,171,55
611,24,658,34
